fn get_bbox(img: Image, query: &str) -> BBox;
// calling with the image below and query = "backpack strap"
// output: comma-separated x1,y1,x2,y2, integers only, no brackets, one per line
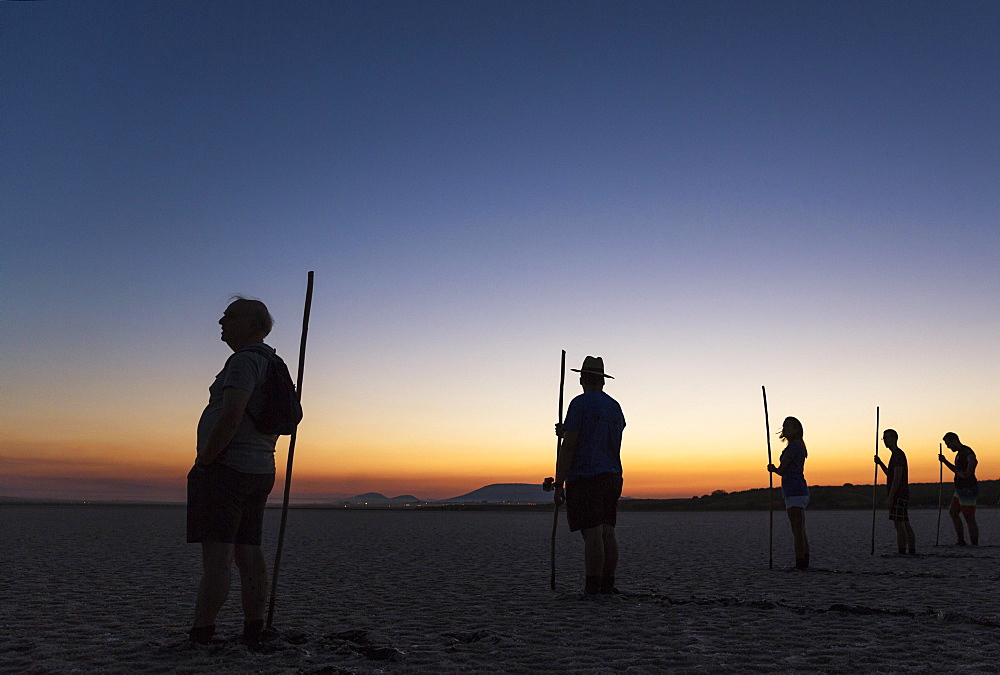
239,344,277,361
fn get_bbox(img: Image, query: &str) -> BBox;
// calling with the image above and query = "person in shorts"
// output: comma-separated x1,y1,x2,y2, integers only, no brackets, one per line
939,432,979,546
553,356,626,595
768,416,810,570
187,298,280,646
874,429,916,555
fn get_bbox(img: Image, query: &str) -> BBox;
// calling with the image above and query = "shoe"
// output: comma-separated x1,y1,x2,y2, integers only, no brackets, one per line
188,625,216,645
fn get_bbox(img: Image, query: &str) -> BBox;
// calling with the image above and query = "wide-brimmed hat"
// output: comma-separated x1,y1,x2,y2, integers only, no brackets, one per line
571,355,614,379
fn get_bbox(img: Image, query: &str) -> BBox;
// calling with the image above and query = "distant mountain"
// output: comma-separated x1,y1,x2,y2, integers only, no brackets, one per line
441,482,549,504
344,492,422,504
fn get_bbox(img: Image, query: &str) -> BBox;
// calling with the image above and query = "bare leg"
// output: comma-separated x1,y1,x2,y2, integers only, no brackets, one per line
949,500,966,544
234,544,269,622
965,512,979,545
894,521,907,554
600,525,619,593
581,526,605,577
787,507,809,569
601,525,618,579
193,542,235,628
904,521,916,554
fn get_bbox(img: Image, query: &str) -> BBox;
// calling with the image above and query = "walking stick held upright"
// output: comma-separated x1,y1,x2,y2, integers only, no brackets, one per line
936,442,944,547
549,349,566,590
870,406,879,556
267,271,314,630
762,386,773,570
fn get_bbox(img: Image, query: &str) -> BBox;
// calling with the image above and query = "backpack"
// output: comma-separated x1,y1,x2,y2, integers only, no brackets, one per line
238,345,303,435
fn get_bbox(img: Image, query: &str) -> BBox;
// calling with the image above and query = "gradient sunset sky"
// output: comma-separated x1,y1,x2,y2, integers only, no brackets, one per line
3,1,997,502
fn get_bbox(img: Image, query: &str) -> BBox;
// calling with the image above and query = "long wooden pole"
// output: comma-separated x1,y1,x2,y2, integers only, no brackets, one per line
762,386,773,570
870,406,879,555
935,442,944,546
550,349,566,591
266,271,314,629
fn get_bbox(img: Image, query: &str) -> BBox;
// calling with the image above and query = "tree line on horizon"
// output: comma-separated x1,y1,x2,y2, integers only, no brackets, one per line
619,479,999,511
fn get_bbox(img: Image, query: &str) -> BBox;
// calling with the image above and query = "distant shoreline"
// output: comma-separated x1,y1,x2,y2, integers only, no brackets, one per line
3,479,996,511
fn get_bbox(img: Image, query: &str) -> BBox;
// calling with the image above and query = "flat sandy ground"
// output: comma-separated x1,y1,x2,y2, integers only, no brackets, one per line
3,505,999,673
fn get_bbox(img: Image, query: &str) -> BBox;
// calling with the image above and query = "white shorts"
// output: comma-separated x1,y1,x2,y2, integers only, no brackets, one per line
784,495,809,510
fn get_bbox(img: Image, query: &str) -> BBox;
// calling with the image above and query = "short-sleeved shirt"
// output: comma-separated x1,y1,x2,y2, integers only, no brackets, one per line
779,440,808,498
196,343,278,474
954,445,977,490
563,390,625,481
885,448,909,499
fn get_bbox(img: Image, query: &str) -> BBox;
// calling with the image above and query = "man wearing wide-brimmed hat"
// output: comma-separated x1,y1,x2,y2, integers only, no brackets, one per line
554,356,626,596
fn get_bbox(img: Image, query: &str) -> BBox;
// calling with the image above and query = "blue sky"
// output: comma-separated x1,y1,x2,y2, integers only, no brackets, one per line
2,1,997,500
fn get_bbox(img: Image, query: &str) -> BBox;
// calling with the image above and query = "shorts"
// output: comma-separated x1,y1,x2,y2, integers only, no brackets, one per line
187,462,275,545
784,495,809,510
951,485,979,518
565,472,623,532
889,497,909,522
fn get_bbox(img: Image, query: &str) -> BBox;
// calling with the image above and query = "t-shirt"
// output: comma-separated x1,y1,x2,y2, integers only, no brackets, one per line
885,449,909,499
563,390,625,481
779,440,809,498
196,343,278,474
954,445,977,490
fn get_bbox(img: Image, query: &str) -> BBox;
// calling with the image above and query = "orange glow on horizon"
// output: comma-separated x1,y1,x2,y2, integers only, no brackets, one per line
4,431,996,503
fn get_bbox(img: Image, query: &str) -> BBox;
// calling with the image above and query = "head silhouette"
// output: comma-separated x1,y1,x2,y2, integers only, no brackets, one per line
942,431,961,450
779,416,804,443
220,297,272,350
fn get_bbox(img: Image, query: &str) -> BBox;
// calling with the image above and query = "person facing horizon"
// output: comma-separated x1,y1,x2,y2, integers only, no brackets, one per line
187,297,280,648
939,431,979,546
874,429,916,555
767,416,810,570
553,355,626,596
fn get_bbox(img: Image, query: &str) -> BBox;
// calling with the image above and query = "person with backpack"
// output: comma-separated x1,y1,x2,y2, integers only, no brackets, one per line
186,297,300,648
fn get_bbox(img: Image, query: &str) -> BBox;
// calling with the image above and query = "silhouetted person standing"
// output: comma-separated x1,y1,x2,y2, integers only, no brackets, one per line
768,416,810,570
553,356,626,595
874,429,916,555
187,298,279,647
939,431,979,546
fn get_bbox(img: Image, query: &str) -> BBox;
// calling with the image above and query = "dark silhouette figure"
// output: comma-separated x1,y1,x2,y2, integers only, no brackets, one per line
553,356,626,595
939,432,979,546
768,416,810,570
187,298,279,647
874,429,916,554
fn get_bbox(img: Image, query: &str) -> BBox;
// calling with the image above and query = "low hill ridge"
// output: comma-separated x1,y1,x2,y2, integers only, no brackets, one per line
441,482,548,504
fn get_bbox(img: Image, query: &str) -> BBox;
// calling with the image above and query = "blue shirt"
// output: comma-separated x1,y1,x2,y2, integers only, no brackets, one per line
563,390,625,481
779,440,808,498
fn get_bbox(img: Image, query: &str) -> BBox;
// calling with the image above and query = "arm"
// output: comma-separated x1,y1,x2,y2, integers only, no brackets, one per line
874,455,888,475
939,454,956,474
887,466,903,503
198,387,253,465
553,430,579,505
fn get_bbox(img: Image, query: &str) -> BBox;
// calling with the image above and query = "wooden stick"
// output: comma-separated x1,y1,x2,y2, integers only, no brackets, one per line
762,386,773,570
550,349,566,591
870,406,879,555
266,271,314,630
935,442,944,547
